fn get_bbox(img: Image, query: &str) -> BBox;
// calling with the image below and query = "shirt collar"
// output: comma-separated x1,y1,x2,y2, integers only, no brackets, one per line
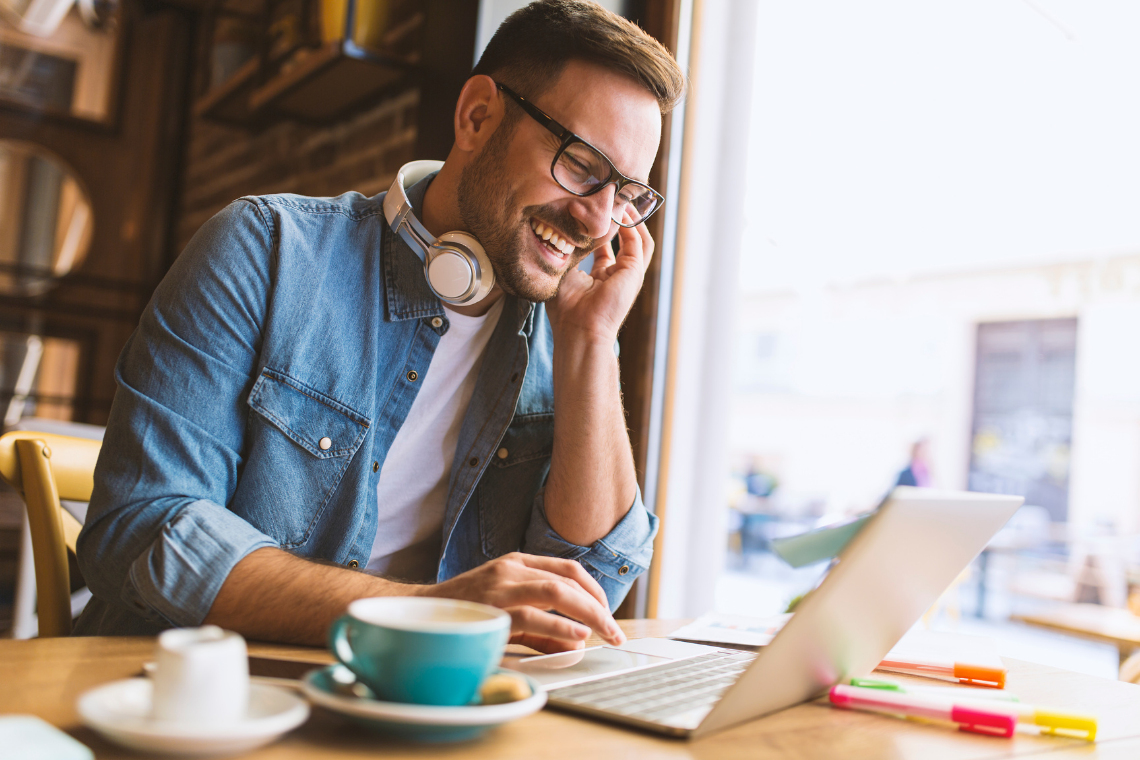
382,172,447,322
380,170,536,335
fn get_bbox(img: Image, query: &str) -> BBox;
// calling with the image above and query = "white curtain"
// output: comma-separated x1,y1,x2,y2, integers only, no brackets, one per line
655,0,761,619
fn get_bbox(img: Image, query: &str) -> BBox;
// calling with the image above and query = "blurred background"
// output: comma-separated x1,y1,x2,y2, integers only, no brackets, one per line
708,1,1140,680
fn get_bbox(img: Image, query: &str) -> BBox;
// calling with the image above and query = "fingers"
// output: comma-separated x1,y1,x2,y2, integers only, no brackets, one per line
502,578,615,640
433,553,626,647
507,605,590,646
585,209,655,286
510,631,587,655
635,220,654,263
610,219,649,274
589,241,617,280
514,553,610,610
488,562,619,644
500,556,624,646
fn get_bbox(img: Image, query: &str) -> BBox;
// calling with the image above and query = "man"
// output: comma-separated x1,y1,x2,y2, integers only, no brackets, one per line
75,0,685,654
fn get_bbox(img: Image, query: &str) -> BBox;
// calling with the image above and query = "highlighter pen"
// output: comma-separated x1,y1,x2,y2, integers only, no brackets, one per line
846,681,1097,741
829,684,1016,737
878,655,1006,688
850,677,1021,702
954,700,1097,741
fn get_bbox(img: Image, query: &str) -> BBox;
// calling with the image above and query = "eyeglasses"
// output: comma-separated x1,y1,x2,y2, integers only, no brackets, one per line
496,82,664,228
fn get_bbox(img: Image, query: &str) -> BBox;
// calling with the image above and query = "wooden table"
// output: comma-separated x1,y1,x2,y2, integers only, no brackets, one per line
1013,603,1140,663
4,619,1140,759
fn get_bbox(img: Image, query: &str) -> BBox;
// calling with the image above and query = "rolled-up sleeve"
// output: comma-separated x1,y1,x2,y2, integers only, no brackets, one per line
77,199,279,628
523,486,658,611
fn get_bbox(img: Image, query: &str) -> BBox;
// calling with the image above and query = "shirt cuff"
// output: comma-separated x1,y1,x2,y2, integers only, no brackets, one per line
124,499,278,626
523,485,659,611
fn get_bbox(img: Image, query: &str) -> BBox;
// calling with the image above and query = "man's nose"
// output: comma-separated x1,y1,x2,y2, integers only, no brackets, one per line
568,185,616,241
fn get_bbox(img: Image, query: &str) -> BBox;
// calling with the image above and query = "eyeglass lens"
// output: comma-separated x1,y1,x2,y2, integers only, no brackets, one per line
554,142,659,225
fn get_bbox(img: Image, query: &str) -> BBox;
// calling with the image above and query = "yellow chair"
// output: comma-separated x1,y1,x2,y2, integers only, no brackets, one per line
0,431,101,637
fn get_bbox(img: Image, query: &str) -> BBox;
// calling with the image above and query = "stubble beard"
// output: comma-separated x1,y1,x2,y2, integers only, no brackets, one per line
457,125,591,303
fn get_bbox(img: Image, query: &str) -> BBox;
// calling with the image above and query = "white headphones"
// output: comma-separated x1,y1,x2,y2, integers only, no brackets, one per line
383,160,495,306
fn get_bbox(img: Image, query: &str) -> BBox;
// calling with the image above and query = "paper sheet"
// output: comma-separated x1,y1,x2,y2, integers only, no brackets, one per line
667,613,792,647
668,613,1003,671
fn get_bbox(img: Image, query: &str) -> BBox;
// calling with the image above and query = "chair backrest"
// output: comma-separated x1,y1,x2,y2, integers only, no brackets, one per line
0,431,102,637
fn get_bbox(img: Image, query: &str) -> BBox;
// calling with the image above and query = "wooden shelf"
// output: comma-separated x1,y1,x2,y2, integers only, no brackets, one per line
152,0,264,16
247,40,415,123
193,56,262,126
188,4,423,127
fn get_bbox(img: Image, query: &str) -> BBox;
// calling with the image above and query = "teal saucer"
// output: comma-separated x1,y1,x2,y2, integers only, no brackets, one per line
301,665,546,742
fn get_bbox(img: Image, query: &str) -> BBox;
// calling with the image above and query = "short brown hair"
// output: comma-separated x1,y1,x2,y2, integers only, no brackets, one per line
472,0,686,115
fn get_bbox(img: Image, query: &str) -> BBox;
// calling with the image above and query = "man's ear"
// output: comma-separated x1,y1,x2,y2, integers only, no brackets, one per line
454,75,505,153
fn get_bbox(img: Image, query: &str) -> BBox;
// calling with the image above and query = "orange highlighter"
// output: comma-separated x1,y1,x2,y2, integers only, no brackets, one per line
877,655,1006,688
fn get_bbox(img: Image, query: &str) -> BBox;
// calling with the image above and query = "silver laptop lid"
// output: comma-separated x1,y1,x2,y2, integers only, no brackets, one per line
693,487,1022,737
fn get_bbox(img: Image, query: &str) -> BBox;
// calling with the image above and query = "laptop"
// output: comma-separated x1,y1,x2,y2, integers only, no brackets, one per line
503,487,1023,738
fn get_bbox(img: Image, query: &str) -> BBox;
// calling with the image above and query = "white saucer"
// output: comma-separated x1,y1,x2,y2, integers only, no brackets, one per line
77,679,310,757
301,665,546,742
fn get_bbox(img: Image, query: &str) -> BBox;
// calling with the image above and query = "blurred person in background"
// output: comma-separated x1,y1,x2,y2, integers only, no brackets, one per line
896,438,932,488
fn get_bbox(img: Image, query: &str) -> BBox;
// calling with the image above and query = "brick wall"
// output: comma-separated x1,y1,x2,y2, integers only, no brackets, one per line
175,87,420,254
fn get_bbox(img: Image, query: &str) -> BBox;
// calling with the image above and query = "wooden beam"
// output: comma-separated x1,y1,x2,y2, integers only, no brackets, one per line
614,0,686,620
643,0,703,620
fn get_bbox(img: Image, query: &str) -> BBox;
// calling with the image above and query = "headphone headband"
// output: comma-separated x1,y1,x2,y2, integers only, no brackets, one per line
382,161,443,261
383,161,495,306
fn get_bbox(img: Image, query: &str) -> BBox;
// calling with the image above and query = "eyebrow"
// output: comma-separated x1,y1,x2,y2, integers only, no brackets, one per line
500,83,650,184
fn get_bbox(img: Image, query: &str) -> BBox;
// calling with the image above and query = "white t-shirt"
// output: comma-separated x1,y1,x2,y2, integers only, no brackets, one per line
366,298,505,581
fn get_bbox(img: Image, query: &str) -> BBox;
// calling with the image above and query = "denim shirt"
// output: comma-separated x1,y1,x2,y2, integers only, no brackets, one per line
74,176,657,636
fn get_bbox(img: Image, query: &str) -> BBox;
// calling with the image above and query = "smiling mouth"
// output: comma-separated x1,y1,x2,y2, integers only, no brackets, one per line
530,219,578,261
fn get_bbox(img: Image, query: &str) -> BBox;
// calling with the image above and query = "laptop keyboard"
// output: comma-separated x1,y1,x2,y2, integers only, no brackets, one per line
548,650,756,724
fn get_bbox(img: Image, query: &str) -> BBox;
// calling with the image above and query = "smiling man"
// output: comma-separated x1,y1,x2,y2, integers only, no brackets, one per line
75,0,685,652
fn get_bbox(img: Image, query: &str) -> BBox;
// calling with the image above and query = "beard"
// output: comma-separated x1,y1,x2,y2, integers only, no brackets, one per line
457,124,593,303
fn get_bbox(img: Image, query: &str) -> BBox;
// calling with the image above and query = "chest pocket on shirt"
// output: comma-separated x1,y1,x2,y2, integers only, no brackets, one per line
478,413,554,557
489,413,554,468
242,368,370,547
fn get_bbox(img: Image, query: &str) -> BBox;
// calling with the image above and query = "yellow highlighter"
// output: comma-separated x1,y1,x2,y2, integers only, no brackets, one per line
849,678,1097,741
983,704,1097,741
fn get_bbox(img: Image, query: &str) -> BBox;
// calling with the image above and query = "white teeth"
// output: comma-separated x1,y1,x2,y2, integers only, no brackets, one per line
531,220,572,257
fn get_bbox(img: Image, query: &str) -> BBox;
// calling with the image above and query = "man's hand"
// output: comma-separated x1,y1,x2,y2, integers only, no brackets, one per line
547,214,654,344
417,552,626,653
204,548,623,651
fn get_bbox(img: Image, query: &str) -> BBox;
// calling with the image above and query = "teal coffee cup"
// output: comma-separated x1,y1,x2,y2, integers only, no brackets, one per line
329,597,510,706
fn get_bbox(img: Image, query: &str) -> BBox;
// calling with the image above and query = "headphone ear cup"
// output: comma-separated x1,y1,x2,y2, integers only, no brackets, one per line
435,231,495,305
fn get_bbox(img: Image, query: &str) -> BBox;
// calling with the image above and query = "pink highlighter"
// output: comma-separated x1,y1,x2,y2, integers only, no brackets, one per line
829,684,1017,738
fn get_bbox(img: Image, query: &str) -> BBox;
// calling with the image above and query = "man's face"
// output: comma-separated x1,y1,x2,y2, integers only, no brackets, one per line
457,60,662,302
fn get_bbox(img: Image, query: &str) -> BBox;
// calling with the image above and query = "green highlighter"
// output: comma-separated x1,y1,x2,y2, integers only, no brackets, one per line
849,677,1021,701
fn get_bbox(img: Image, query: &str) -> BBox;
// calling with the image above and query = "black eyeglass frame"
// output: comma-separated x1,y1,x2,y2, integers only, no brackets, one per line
496,82,664,228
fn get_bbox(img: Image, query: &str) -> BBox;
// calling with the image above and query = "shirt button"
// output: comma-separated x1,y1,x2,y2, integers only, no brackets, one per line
469,457,478,467
407,370,419,382
431,317,443,328
372,461,379,472
319,437,332,450
347,559,360,569
510,372,519,382
618,565,630,575
497,448,508,459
